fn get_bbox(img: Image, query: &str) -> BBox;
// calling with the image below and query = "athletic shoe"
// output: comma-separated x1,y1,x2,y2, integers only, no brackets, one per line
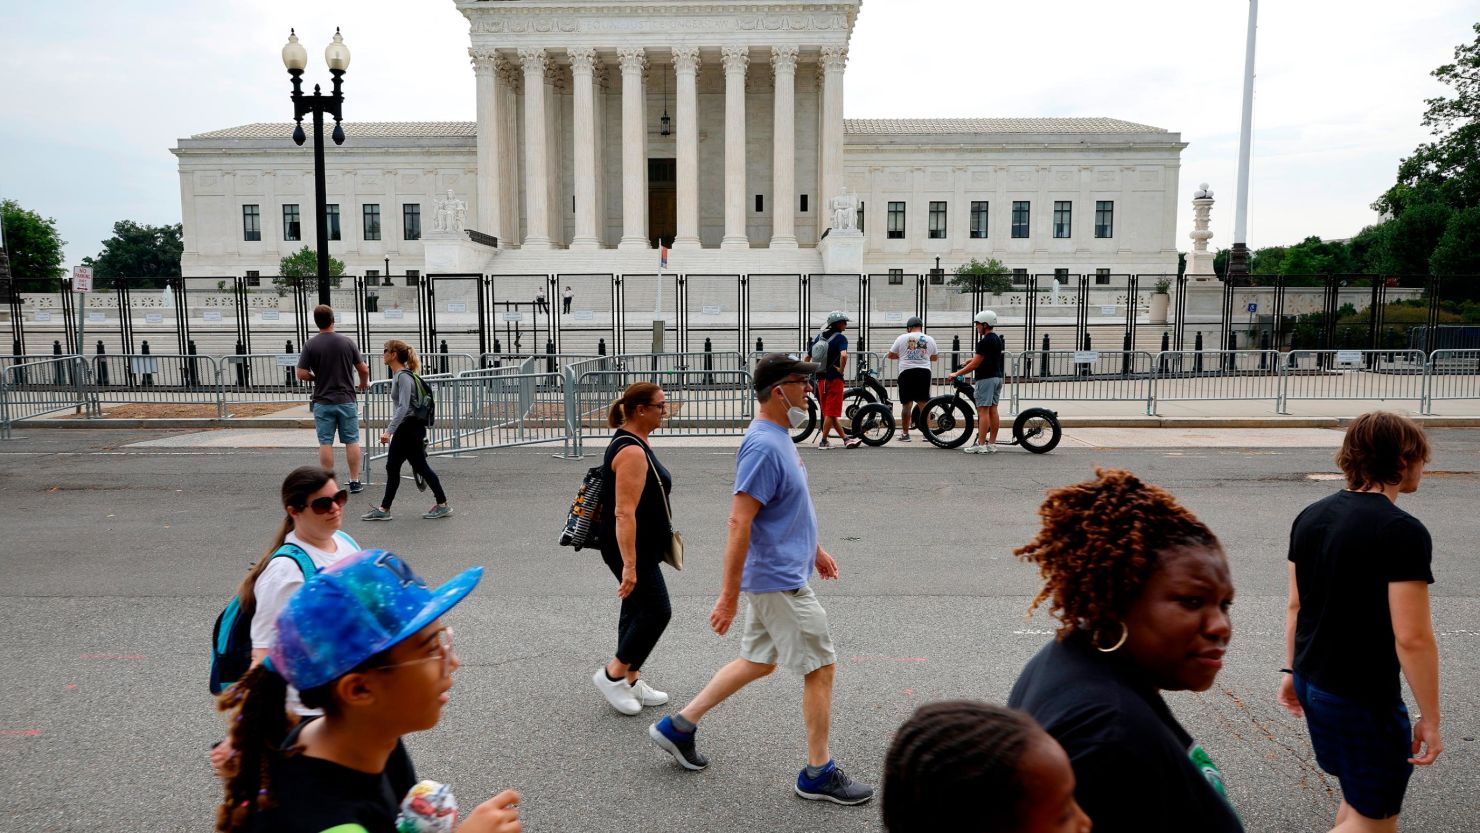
632,679,670,706
898,433,911,442
422,505,454,520
972,444,993,454
360,507,392,522
795,762,874,805
592,668,641,715
348,480,364,494
961,444,981,454
843,437,862,449
817,440,833,450
649,716,709,770
984,443,998,454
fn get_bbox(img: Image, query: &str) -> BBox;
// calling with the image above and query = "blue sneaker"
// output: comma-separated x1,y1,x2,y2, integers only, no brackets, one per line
649,716,708,771
795,760,874,805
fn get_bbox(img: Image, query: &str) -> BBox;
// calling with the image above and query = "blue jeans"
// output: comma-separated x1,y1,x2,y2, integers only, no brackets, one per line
313,402,360,446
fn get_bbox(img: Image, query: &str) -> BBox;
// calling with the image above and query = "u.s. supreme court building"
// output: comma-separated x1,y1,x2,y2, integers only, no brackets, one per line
172,0,1188,350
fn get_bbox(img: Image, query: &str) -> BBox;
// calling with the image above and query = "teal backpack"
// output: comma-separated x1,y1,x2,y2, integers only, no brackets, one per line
209,544,316,694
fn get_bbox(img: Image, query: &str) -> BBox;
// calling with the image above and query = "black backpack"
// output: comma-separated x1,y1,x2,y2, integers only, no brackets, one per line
403,369,436,426
209,544,316,694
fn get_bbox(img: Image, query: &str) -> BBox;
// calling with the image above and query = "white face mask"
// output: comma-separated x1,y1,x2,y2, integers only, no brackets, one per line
775,384,810,429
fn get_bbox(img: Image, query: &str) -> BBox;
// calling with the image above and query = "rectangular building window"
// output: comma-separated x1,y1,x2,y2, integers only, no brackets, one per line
1053,201,1072,239
282,204,301,242
363,204,381,241
1012,268,1028,285
800,194,809,213
886,201,906,239
1011,201,1030,238
1096,268,1111,285
928,201,947,239
888,268,904,285
403,204,421,241
242,205,261,242
970,201,989,239
244,270,260,287
928,267,945,285
755,194,765,213
1095,200,1114,238
365,268,380,287
1054,268,1069,284
405,269,420,286
326,204,341,241
856,200,865,232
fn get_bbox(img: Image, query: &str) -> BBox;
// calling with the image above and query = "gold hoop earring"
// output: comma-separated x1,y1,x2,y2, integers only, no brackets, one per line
1093,621,1129,653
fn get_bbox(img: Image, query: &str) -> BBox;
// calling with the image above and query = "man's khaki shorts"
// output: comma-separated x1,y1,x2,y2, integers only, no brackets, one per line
739,585,838,674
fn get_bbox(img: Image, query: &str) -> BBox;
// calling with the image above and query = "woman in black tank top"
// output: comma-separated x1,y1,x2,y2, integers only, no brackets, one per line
591,382,677,716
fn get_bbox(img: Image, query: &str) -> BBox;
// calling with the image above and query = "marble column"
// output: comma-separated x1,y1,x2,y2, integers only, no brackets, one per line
495,57,522,246
672,46,702,250
720,45,750,250
568,47,600,250
615,47,649,250
770,46,799,249
470,50,502,241
819,46,848,226
517,48,551,250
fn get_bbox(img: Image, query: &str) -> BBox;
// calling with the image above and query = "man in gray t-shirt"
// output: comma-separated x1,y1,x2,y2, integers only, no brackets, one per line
296,304,370,491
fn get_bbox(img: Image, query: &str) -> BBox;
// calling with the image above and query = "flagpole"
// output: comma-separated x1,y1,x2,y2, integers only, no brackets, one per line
652,241,668,354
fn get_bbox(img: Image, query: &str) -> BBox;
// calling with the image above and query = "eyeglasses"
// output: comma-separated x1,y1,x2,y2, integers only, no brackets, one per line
304,489,349,515
644,401,669,411
778,376,810,386
373,627,455,677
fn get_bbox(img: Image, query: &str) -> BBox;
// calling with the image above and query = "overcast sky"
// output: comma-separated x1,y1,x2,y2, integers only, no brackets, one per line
2,0,1473,268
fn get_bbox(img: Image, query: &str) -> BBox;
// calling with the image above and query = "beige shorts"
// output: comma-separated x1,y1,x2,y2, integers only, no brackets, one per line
739,585,838,674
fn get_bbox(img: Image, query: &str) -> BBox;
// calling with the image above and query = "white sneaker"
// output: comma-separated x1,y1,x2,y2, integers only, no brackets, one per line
961,444,981,454
971,444,992,454
983,444,998,454
592,668,641,715
631,679,670,706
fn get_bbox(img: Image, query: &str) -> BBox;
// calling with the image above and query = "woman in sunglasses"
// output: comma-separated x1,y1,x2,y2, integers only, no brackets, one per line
212,466,361,775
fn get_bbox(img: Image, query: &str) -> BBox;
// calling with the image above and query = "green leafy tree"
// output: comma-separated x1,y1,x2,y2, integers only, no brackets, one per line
275,246,344,295
949,257,1012,294
1250,245,1288,276
1213,248,1229,277
1378,202,1452,277
1429,207,1480,300
1,199,66,291
82,221,183,289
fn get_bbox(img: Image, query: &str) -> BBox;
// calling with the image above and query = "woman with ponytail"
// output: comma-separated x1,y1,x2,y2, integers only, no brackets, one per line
210,466,360,775
362,339,452,522
591,382,677,716
216,548,521,833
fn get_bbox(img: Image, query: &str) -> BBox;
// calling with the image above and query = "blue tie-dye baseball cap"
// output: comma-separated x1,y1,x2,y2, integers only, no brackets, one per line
269,549,483,691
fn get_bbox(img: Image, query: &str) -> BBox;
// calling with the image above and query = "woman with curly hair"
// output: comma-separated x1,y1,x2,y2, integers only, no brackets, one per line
1007,468,1242,833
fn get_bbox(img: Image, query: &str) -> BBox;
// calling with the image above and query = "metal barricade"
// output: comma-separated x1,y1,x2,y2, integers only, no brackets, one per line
479,353,603,374
219,354,311,417
414,352,480,377
1149,350,1282,416
1,356,91,437
1011,350,1155,414
1422,350,1480,414
566,356,755,456
1279,350,1427,414
89,353,223,412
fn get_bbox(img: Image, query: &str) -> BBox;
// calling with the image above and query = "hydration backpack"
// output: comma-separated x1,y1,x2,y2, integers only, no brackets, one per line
404,370,436,427
209,544,316,694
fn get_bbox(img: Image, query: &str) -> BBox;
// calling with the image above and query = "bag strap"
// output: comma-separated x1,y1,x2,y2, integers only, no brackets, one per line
624,439,674,526
271,543,317,579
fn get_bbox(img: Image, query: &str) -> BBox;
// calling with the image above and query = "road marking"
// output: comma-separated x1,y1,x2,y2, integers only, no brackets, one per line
849,655,927,662
0,729,42,736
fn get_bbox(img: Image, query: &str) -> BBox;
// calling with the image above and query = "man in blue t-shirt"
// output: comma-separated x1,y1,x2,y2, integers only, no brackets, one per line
648,353,874,807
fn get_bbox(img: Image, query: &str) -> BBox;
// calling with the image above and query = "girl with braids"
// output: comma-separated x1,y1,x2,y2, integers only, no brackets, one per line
362,340,452,522
1007,468,1242,833
216,548,522,833
211,466,361,775
883,700,1090,833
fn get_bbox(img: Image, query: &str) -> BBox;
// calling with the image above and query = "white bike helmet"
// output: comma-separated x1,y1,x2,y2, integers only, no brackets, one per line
974,310,998,327
825,310,850,327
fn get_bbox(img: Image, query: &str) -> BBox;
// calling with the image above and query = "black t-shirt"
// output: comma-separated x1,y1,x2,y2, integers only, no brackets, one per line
297,330,365,406
1288,490,1434,705
974,332,1005,380
245,718,418,833
600,430,674,560
1008,635,1244,833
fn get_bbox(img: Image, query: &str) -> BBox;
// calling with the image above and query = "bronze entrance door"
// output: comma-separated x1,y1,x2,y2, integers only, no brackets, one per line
648,157,676,249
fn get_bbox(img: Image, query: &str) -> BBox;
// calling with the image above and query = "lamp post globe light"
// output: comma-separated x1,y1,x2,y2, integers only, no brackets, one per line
282,28,350,306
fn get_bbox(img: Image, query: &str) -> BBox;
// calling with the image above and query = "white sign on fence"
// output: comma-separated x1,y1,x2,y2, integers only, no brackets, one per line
35,311,51,322
260,309,280,321
203,310,223,322
275,354,300,367
86,312,106,323
1073,351,1101,364
884,312,904,322
72,266,93,293
145,312,163,324
702,305,723,316
1100,305,1117,316
447,303,468,313
502,311,525,322
384,308,405,320
130,357,160,374
1335,350,1363,365
573,310,594,321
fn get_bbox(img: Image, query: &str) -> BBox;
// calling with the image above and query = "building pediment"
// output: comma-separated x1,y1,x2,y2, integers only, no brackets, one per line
458,0,860,46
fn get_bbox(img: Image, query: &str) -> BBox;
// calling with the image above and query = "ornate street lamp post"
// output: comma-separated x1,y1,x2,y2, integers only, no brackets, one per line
282,29,350,306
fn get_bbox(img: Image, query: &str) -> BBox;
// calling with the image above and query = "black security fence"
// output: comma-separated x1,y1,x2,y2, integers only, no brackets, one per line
5,272,1475,364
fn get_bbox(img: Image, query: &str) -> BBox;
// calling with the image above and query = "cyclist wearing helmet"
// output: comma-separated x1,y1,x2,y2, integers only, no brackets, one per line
948,310,1004,453
813,311,860,450
886,316,938,442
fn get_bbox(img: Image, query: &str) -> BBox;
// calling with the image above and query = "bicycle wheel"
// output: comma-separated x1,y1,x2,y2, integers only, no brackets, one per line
790,395,819,444
920,396,974,449
851,403,895,447
842,387,876,424
1013,407,1062,454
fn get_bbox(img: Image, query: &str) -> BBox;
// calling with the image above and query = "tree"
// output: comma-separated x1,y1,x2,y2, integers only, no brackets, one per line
1377,202,1452,277
1430,207,1480,300
82,221,182,289
276,246,344,295
1,199,66,291
949,257,1012,294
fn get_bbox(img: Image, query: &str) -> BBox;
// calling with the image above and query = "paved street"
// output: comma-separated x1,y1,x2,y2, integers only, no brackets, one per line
0,427,1477,832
